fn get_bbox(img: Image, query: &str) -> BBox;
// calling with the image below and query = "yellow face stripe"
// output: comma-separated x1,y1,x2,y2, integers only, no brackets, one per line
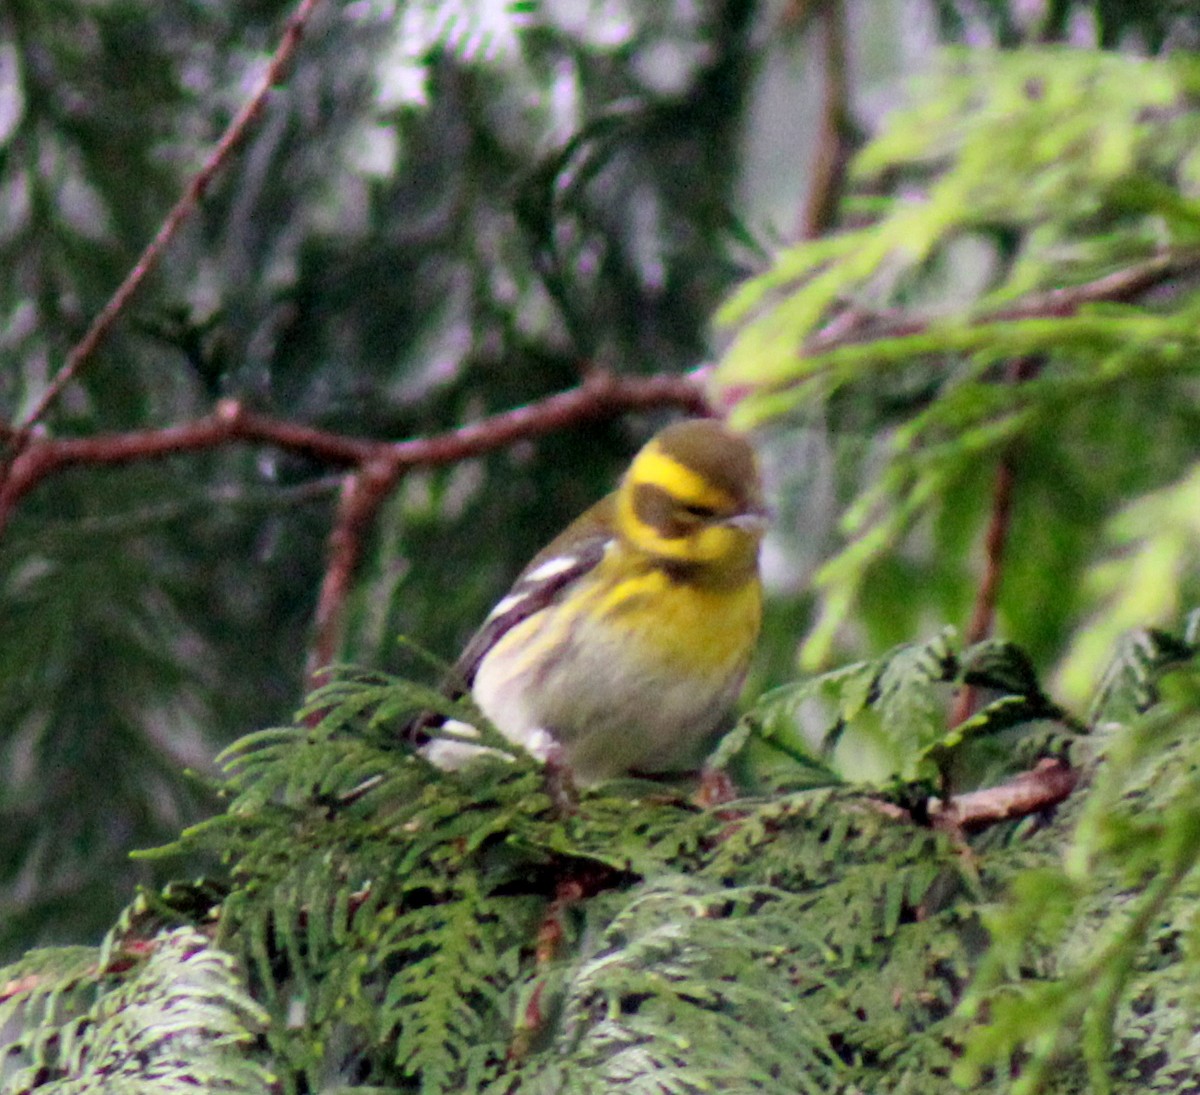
630,446,730,508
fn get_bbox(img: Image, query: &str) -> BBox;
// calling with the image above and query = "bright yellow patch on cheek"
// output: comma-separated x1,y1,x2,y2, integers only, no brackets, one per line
692,524,744,563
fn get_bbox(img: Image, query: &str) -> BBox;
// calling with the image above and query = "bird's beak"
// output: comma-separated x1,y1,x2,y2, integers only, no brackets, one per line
726,504,771,535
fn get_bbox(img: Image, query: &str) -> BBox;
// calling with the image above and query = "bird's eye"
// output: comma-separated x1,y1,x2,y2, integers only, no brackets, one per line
681,502,717,519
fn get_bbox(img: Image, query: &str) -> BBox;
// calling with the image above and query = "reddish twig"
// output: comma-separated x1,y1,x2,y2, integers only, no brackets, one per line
0,399,373,531
797,0,852,240
12,0,326,438
868,757,1078,832
989,255,1187,318
509,872,595,1063
947,457,1016,729
779,0,823,27
386,370,711,464
0,374,709,674
929,758,1077,833
308,464,397,681
0,375,708,532
963,458,1017,649
950,356,1038,725
805,251,1190,357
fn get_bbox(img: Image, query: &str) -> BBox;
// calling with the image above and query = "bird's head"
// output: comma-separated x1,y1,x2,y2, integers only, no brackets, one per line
615,419,768,579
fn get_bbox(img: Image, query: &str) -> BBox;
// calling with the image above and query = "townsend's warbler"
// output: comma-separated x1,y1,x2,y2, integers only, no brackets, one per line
425,418,768,784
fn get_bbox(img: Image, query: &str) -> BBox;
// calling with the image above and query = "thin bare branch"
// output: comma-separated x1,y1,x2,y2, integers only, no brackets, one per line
0,372,706,527
0,399,373,529
797,0,852,240
964,459,1017,648
868,757,1078,832
13,0,326,437
929,758,1077,833
948,459,1017,727
0,374,709,670
805,250,1191,357
308,464,396,682
950,356,1039,726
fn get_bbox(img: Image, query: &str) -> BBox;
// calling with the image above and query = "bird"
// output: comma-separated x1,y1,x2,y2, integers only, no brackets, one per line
421,417,769,784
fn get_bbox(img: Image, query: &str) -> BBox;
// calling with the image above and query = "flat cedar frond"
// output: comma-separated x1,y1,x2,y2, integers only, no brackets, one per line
545,878,842,1094
0,947,100,1079
0,930,269,1095
744,628,1077,790
1087,625,1200,727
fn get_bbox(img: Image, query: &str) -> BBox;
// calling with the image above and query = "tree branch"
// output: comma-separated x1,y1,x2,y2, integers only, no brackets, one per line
0,399,373,528
797,0,852,240
0,374,708,529
804,250,1191,357
869,757,1078,832
948,457,1017,728
964,458,1017,648
308,464,398,682
929,757,1077,833
950,355,1039,726
11,0,326,437
0,373,710,673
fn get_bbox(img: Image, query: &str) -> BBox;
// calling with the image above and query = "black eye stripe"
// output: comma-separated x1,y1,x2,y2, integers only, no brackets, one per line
631,483,690,538
630,483,733,538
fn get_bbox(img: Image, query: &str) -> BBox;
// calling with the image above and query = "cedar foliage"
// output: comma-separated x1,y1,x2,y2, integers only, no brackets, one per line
3,627,1200,1093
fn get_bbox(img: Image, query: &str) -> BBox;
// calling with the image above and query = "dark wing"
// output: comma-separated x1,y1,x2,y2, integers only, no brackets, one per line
404,496,615,745
452,528,611,692
443,492,619,699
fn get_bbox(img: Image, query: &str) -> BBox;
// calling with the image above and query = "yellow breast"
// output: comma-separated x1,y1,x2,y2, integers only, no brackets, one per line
583,564,762,674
